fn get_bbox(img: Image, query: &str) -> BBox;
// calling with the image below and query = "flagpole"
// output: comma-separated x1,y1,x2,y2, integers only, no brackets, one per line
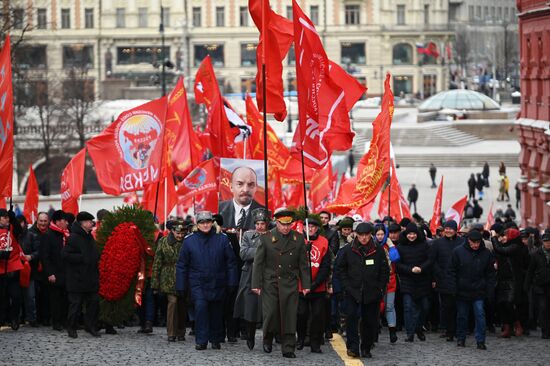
261,1,269,213
79,195,83,212
164,176,168,223
387,168,391,218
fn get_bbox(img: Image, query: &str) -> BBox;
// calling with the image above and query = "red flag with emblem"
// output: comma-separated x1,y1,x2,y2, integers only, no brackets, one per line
60,148,86,215
141,166,177,224
291,2,366,168
177,159,219,201
326,74,393,213
166,77,203,178
309,161,334,212
23,165,39,223
249,0,293,121
0,36,14,198
429,176,444,235
87,97,167,195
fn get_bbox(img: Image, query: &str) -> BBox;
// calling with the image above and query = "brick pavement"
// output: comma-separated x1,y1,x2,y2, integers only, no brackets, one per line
1,325,549,365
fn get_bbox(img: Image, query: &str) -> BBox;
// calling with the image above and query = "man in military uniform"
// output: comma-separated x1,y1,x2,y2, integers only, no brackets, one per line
151,219,187,342
251,208,311,359
233,208,270,350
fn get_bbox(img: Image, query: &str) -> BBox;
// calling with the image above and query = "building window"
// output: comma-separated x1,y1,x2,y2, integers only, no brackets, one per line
310,5,319,25
241,43,257,66
162,7,170,27
116,8,125,28
476,6,481,19
504,7,509,22
194,44,224,67
14,80,48,107
510,7,515,21
345,4,360,25
61,8,71,29
192,7,201,27
62,79,95,102
490,6,495,20
84,8,94,28
37,8,47,29
14,46,47,69
392,43,412,65
397,5,405,25
497,7,502,20
468,6,474,22
63,45,94,69
424,5,430,24
116,46,169,65
287,6,293,21
341,42,365,65
13,8,24,29
239,6,248,26
138,8,148,28
483,6,489,20
393,75,412,96
216,7,225,27
241,78,256,93
448,4,459,21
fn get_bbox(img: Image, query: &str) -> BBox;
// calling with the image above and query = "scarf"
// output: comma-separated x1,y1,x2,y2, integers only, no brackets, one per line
49,223,69,245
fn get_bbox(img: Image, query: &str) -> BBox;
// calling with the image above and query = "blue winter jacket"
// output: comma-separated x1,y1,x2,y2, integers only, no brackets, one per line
176,228,238,302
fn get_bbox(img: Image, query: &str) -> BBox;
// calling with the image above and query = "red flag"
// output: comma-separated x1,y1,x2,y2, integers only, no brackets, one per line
279,156,315,184
0,36,14,197
194,190,218,213
0,197,5,209
87,97,167,195
445,195,468,228
246,95,291,170
327,177,357,215
141,166,177,224
291,1,365,168
326,74,393,213
378,163,411,223
194,56,240,158
284,183,304,208
249,0,293,121
429,176,444,235
166,77,203,178
60,148,86,215
177,159,219,201
268,168,284,211
23,166,39,223
484,202,494,231
309,161,334,212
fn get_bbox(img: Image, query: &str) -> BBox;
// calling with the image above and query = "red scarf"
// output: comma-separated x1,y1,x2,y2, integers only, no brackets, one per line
49,222,69,245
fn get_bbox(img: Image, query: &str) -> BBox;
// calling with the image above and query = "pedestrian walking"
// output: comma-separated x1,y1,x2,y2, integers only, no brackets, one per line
482,162,490,187
499,162,506,176
337,223,389,358
62,212,101,338
449,230,496,350
407,184,419,213
503,175,510,201
429,163,437,188
476,173,485,201
515,182,521,210
468,174,476,201
348,150,355,177
251,208,311,358
176,211,238,351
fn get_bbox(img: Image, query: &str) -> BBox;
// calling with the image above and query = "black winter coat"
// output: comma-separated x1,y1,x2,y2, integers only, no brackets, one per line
396,236,433,299
429,235,465,294
525,248,550,290
24,225,46,279
449,242,496,300
493,237,528,303
40,228,67,287
61,223,100,293
336,239,389,304
322,225,340,256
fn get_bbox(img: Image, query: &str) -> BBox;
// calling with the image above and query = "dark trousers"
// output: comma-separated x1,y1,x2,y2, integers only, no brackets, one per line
137,285,155,326
67,292,99,331
36,280,50,324
345,296,378,353
456,298,486,343
439,293,456,336
49,285,67,328
403,294,430,336
540,286,550,336
224,288,238,339
0,272,21,323
409,201,417,213
194,299,224,345
324,296,332,333
297,296,325,349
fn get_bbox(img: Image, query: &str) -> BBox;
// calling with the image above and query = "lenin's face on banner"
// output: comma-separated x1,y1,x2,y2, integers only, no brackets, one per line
230,167,258,206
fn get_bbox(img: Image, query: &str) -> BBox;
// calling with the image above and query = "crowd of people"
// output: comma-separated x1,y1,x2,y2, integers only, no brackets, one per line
1,204,550,360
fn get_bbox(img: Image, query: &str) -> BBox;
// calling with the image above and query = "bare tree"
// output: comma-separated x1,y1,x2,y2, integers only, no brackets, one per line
454,26,471,72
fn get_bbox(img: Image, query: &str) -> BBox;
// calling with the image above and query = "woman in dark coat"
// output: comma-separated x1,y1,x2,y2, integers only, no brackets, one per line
396,223,433,342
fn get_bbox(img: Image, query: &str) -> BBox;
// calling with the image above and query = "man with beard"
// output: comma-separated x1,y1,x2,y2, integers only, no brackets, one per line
219,167,263,231
39,210,70,331
251,208,310,358
234,208,270,350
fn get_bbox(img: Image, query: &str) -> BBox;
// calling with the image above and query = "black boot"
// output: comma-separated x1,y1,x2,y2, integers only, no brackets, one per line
389,327,398,343
246,322,256,350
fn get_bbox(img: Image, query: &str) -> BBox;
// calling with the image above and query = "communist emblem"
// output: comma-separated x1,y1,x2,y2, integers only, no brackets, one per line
183,167,207,189
117,113,162,170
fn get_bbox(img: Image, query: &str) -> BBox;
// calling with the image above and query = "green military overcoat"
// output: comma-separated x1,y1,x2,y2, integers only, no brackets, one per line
150,233,183,295
251,228,311,336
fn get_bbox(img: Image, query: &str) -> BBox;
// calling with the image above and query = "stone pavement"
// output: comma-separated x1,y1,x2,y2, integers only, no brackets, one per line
1,325,549,366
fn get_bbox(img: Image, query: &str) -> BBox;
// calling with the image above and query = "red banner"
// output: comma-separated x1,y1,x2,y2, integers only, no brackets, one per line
61,148,86,215
87,97,167,195
309,161,334,212
378,163,411,223
445,195,468,229
177,159,219,201
249,0,293,121
429,176,444,235
0,36,14,198
23,165,39,223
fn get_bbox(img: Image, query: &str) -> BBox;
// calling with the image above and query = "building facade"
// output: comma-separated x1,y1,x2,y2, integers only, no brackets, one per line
515,0,550,228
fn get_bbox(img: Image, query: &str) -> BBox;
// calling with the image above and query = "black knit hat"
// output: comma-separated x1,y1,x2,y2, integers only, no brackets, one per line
404,223,419,235
51,210,67,222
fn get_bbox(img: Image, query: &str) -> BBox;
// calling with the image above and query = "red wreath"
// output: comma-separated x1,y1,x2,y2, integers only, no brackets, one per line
99,222,142,301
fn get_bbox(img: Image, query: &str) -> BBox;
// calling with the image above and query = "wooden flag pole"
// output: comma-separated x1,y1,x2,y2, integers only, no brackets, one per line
261,0,269,213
